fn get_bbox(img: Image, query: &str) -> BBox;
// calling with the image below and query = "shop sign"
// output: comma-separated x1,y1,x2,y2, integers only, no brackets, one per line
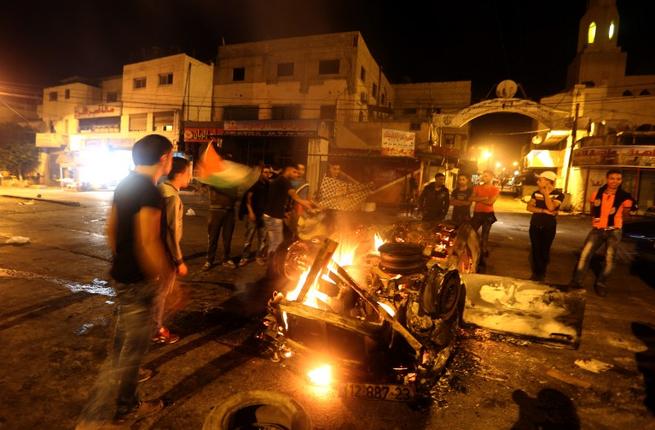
183,127,224,142
573,146,655,168
223,120,320,137
75,104,120,119
381,129,415,157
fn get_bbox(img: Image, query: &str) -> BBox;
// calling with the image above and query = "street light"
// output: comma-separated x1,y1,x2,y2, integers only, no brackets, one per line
512,161,519,167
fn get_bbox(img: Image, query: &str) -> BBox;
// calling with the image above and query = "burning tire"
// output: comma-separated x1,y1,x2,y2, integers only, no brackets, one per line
203,390,312,430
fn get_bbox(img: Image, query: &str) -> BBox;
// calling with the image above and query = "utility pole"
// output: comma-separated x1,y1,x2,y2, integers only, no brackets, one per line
564,103,580,193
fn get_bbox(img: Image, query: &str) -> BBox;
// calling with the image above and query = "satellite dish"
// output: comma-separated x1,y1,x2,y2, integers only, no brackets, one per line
496,80,518,99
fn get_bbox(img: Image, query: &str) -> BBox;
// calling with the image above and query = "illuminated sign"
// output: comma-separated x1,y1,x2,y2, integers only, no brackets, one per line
573,146,655,168
75,104,120,119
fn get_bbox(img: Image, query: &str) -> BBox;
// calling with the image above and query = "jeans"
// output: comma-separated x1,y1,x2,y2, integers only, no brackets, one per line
263,214,284,257
207,208,235,264
471,212,497,255
529,222,557,279
572,228,622,286
242,218,267,259
79,280,157,421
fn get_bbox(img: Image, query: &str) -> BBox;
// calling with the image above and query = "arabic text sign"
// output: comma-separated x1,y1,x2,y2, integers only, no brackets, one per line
75,104,120,119
184,127,224,142
381,129,415,157
223,120,320,137
573,146,655,168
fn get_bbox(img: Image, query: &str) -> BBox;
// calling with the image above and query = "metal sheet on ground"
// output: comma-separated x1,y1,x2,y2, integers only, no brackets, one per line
461,273,586,348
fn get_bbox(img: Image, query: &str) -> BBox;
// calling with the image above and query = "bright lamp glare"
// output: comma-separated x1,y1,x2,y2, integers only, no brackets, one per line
308,364,332,387
78,148,132,188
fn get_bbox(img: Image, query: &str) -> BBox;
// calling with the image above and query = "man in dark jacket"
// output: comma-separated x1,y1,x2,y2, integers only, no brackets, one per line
418,173,450,222
238,166,272,266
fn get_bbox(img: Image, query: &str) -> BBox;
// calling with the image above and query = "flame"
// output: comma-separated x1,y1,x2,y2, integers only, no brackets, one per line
372,233,385,255
331,241,358,267
286,270,330,309
308,364,332,386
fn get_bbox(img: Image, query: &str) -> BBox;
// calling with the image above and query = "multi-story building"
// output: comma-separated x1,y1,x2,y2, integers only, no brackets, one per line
185,31,470,203
538,0,655,212
36,54,213,187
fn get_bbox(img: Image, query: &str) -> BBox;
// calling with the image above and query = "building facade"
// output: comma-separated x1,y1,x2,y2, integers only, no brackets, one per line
36,54,213,187
537,0,655,212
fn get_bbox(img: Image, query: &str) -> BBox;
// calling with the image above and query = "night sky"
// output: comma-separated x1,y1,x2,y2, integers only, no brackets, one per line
1,0,654,160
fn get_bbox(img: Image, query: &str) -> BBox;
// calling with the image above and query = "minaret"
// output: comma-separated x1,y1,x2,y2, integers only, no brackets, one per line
566,0,627,87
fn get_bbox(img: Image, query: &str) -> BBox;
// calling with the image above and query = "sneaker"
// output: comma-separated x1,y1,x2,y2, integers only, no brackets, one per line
137,367,153,383
594,282,608,297
238,258,249,267
222,259,237,269
116,400,164,423
202,261,213,271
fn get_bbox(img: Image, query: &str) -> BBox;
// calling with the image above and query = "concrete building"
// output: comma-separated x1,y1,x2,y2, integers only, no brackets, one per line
537,0,655,212
185,31,471,205
36,54,213,188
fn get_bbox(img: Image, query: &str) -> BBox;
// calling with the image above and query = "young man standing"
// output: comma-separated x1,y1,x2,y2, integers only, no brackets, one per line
450,174,473,225
78,134,172,428
263,164,316,257
570,169,635,296
239,166,271,267
203,184,238,270
470,170,500,260
526,171,564,282
418,172,450,222
155,156,191,344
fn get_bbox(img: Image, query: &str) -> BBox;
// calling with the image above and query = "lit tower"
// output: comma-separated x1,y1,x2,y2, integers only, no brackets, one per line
567,0,627,88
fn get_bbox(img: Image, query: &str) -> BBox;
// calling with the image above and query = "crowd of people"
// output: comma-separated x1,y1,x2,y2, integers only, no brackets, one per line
77,134,636,428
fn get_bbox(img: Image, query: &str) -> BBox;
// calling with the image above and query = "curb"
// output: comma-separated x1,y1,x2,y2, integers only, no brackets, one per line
1,194,82,207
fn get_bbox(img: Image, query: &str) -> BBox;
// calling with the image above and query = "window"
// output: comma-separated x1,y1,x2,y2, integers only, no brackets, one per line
609,21,615,40
158,73,173,86
271,105,301,120
372,82,378,98
133,77,147,89
588,22,597,44
129,113,147,132
232,67,245,81
277,62,294,77
360,66,366,82
223,105,259,120
320,105,336,120
153,111,175,131
319,59,340,75
64,89,70,99
49,91,58,101
640,89,651,96
403,108,417,115
360,92,368,104
79,117,120,133
106,92,118,103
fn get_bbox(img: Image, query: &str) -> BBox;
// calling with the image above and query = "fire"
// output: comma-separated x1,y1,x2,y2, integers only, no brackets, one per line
307,364,332,386
372,233,385,255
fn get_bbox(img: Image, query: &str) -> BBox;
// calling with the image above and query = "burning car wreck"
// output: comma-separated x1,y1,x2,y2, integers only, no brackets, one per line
258,216,481,401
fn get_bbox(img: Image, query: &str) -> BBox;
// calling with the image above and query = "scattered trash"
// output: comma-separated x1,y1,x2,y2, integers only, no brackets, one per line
76,323,95,335
186,208,196,216
574,358,613,374
5,236,30,245
66,278,115,297
18,200,35,206
546,368,592,389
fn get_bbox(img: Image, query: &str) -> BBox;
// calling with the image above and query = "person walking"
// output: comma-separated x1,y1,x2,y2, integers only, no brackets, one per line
203,185,238,270
263,164,316,258
238,166,271,267
569,169,636,296
526,171,564,282
470,170,500,261
77,134,172,428
154,156,191,344
418,173,450,222
450,174,473,225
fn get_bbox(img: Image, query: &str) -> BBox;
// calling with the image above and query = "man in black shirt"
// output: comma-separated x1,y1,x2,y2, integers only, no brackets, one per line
78,134,172,427
418,173,450,222
526,171,564,282
263,164,316,258
450,174,473,225
239,166,272,266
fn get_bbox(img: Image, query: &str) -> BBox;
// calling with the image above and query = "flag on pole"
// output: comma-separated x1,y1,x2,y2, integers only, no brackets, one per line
196,141,259,191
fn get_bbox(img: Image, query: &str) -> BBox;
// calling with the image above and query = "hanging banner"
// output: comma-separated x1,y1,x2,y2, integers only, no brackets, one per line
573,146,655,168
381,129,415,157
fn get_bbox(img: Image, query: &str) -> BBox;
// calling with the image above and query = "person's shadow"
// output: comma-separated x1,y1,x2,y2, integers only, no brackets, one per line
632,322,655,415
511,388,580,430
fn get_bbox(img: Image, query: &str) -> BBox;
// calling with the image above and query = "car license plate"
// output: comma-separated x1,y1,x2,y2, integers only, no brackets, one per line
340,383,415,401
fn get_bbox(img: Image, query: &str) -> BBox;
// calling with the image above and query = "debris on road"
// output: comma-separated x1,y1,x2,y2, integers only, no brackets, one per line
4,236,30,245
186,208,196,216
18,200,35,206
574,358,613,374
546,368,592,389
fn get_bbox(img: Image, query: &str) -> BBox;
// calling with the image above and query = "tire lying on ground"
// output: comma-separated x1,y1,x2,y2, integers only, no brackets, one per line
203,390,312,430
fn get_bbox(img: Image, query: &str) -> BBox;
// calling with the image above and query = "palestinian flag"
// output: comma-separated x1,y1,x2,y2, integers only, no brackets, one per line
196,141,260,192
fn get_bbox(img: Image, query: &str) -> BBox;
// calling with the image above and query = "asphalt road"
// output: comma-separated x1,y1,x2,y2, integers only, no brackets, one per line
0,189,654,429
